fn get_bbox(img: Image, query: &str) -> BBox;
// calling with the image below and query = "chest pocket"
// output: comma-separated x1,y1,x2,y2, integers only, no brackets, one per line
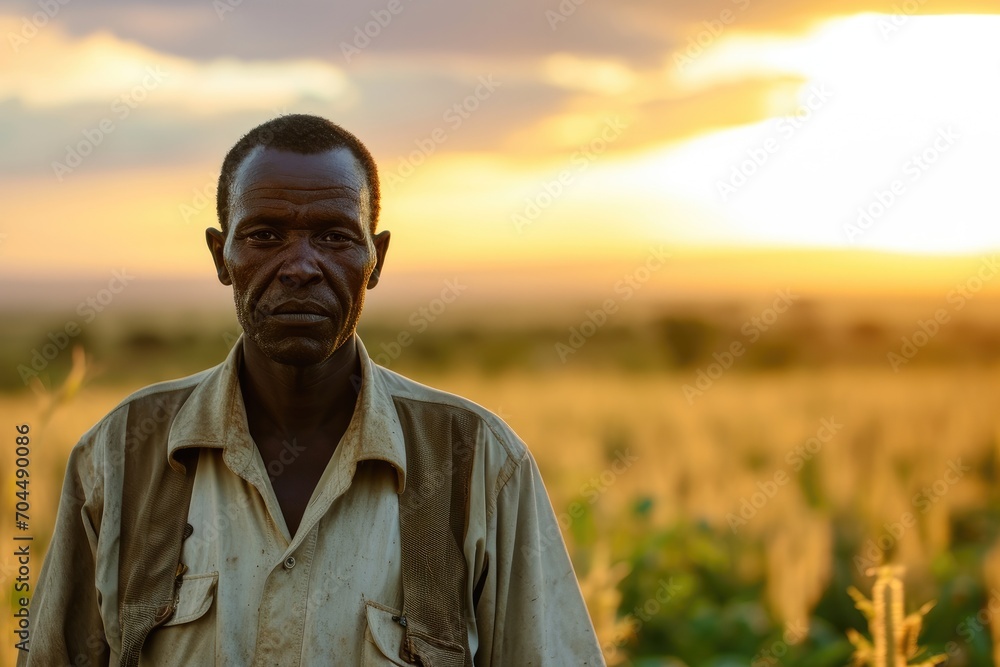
164,572,218,626
363,600,468,667
140,572,218,666
363,600,411,666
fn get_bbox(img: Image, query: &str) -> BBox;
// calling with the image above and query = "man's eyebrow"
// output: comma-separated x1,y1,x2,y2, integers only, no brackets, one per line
232,211,291,225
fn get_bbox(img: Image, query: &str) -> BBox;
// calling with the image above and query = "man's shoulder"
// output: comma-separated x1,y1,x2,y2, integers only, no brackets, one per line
372,364,527,463
111,366,216,415
81,365,219,444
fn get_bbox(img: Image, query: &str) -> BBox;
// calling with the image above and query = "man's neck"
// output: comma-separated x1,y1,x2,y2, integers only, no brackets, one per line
238,335,361,437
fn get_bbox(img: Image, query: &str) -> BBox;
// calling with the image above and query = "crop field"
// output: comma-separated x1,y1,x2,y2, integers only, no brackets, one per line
2,306,1000,666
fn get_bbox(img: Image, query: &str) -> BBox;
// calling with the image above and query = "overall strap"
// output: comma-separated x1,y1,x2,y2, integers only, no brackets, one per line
394,398,478,667
117,396,199,667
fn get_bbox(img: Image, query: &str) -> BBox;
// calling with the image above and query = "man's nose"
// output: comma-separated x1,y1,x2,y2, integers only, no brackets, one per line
278,239,323,289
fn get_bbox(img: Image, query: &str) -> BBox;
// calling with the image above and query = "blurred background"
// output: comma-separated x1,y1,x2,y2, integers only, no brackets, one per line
3,0,1000,664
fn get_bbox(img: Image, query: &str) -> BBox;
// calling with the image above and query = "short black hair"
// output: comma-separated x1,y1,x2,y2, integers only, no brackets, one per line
216,114,380,233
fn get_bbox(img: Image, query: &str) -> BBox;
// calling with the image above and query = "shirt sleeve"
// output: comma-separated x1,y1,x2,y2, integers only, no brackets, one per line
475,448,607,666
17,440,110,667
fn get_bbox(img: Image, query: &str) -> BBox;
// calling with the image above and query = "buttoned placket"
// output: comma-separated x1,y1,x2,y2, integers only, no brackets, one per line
222,392,371,665
253,529,317,663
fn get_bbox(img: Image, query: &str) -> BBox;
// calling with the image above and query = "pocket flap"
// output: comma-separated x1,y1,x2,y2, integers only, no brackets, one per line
365,601,410,665
164,571,218,626
364,601,467,667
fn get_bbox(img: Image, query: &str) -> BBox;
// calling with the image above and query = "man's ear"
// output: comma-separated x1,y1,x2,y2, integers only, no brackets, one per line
367,230,391,289
205,227,232,286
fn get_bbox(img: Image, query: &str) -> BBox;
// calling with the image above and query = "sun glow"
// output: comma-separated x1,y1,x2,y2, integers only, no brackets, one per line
641,13,1000,255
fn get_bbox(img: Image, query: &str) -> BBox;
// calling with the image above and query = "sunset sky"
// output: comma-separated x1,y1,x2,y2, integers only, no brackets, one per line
2,0,999,303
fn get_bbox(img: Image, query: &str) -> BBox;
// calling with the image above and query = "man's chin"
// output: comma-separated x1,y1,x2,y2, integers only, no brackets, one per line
252,335,336,367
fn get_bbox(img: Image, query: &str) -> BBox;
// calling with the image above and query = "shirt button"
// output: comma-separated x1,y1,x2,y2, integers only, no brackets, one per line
284,556,296,570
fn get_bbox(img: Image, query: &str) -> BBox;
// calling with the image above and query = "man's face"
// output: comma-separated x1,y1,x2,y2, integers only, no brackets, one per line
206,146,389,366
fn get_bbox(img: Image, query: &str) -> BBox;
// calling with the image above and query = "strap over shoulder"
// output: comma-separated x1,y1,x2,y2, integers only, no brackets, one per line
394,398,478,667
117,396,200,667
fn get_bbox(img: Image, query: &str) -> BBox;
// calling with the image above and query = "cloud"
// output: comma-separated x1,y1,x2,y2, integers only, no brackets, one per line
541,53,639,96
14,0,669,64
0,17,353,113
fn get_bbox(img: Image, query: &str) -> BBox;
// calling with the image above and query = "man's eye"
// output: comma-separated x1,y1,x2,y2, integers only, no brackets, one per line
249,230,277,241
322,231,351,243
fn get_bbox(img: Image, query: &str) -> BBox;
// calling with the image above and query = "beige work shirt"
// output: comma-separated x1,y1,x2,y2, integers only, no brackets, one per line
20,335,605,666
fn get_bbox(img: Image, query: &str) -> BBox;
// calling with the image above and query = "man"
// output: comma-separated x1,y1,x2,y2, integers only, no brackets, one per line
20,114,605,665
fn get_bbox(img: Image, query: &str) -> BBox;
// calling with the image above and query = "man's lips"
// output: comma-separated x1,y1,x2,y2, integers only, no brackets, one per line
262,300,332,324
269,313,327,324
270,300,328,316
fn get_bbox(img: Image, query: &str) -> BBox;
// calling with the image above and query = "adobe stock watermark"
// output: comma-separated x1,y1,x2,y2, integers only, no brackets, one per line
555,245,670,362
913,458,970,513
397,434,476,523
7,0,72,53
525,448,638,560
383,75,502,191
751,620,810,667
602,577,685,656
673,0,752,72
264,438,307,481
56,393,181,511
877,0,932,40
180,107,288,223
843,126,959,243
367,278,468,369
51,66,169,181
212,0,249,21
853,458,969,572
340,0,413,62
544,0,587,31
726,417,842,534
178,172,218,224
16,269,135,385
887,254,998,371
512,116,628,234
716,84,833,202
682,288,799,404
955,588,1000,652
185,493,253,561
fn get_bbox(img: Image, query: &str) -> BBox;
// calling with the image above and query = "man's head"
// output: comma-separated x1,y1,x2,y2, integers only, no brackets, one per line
206,115,390,367
216,114,381,233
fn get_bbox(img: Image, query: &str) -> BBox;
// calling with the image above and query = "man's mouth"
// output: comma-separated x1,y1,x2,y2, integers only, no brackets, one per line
264,300,331,324
269,312,327,324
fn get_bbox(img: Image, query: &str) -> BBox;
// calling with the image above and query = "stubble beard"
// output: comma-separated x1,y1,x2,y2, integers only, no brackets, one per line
234,291,365,367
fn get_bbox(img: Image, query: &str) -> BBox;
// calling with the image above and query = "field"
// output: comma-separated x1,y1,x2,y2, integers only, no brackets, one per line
2,301,1000,666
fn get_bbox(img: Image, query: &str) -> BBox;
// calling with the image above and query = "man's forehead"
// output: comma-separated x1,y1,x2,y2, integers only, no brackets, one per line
231,145,367,196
